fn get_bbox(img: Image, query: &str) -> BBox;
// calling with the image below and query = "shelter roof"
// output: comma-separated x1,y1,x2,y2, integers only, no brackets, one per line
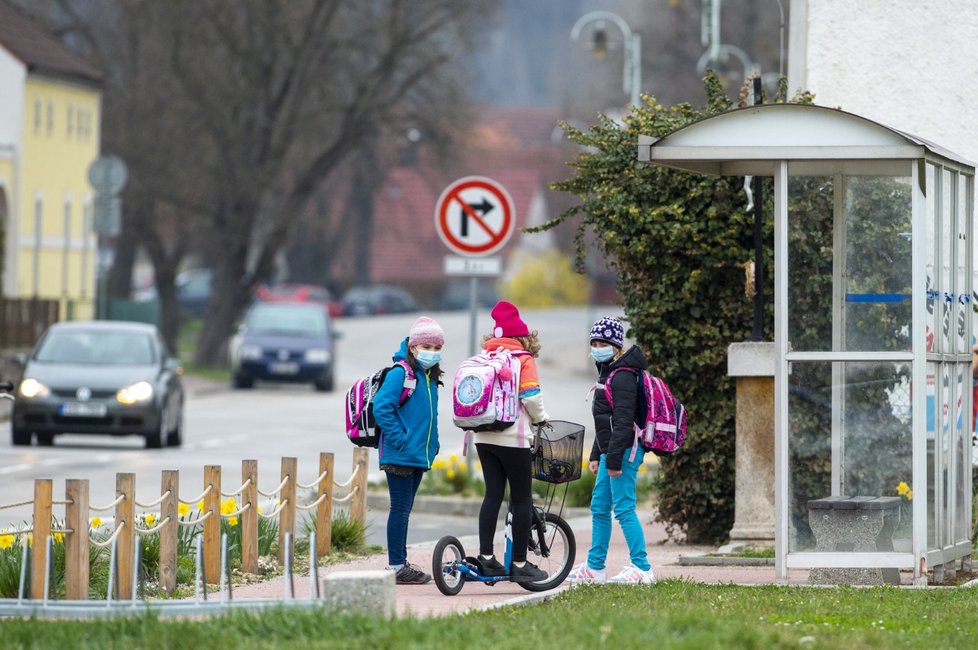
638,103,975,177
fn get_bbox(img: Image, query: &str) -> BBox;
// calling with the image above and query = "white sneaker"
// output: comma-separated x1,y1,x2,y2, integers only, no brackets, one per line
608,564,656,584
567,562,607,584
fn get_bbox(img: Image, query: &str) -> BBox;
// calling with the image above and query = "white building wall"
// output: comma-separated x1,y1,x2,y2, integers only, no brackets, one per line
0,46,25,148
789,0,978,164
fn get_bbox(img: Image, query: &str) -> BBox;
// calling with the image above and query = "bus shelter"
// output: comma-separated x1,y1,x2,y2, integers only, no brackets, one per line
638,104,975,585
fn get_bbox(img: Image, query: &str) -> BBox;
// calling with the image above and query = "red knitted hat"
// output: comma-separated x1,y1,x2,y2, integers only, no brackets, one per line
490,300,529,338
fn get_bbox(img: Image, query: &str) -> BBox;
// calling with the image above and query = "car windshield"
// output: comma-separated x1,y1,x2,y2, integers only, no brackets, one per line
246,304,327,337
35,330,157,365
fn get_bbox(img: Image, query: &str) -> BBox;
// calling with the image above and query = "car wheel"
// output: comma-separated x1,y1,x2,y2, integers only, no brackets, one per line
11,426,31,446
233,373,254,389
36,433,54,446
314,373,334,392
145,409,167,449
168,408,184,448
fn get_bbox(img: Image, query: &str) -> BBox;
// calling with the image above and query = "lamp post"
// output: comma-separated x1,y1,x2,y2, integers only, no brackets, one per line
570,11,642,108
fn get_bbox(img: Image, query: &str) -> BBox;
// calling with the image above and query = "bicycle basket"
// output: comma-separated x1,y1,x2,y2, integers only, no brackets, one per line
532,420,585,484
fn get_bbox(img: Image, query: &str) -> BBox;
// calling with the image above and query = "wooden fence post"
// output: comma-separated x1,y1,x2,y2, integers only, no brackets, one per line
278,457,297,566
203,465,221,585
316,452,334,558
115,473,135,599
159,470,179,594
30,479,52,599
350,448,369,528
64,479,89,600
241,460,259,574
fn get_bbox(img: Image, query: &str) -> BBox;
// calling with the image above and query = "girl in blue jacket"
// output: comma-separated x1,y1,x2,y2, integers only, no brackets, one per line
372,316,444,584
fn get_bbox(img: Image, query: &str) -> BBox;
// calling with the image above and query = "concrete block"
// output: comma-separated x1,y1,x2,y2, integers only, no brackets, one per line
321,570,395,617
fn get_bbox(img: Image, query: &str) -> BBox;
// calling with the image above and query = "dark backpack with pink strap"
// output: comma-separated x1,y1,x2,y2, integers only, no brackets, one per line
603,368,687,459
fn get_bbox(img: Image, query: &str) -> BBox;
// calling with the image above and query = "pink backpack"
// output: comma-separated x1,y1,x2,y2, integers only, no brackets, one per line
344,360,416,447
603,368,687,460
452,347,526,431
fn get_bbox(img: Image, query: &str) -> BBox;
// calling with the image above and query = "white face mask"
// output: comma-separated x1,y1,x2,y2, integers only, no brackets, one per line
591,346,614,363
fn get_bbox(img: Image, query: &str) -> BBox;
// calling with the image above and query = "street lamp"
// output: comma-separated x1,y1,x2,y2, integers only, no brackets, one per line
571,11,642,108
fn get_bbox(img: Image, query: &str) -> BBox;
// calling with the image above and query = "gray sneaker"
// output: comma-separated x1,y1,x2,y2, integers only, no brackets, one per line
395,563,432,585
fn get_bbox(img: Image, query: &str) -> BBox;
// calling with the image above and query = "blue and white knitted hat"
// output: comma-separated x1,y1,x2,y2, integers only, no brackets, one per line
589,316,624,348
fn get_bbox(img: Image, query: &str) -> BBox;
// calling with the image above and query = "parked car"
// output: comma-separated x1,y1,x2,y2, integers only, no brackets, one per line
434,279,500,311
10,321,185,448
255,283,343,318
228,302,337,391
341,285,419,316
131,268,213,318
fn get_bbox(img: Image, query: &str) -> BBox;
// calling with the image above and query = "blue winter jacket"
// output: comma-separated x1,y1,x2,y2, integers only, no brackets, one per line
373,337,439,469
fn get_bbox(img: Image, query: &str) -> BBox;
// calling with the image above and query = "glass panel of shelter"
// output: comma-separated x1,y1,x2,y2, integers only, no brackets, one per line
785,171,916,553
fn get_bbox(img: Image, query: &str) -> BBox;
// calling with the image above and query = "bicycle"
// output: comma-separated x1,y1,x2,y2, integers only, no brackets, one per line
432,420,585,596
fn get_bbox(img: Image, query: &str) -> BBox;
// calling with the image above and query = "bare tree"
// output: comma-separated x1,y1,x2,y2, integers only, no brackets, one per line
29,0,493,363
151,0,492,366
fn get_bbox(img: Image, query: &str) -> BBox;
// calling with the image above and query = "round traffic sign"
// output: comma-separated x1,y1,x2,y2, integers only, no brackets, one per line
87,155,128,195
434,176,516,257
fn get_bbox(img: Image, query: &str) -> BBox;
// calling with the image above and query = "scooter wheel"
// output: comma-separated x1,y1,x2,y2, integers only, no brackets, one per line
432,536,467,596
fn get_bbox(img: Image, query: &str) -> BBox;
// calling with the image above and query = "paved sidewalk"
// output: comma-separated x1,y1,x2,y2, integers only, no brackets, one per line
229,507,811,618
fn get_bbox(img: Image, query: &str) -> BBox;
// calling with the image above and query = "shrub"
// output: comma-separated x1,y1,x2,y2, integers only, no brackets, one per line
419,454,485,497
501,250,590,308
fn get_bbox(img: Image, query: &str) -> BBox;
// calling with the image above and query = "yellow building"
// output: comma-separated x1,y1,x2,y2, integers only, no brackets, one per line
0,0,103,319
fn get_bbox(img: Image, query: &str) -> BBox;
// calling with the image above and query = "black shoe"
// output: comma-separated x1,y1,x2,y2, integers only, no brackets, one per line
475,555,507,577
510,561,548,583
395,563,432,585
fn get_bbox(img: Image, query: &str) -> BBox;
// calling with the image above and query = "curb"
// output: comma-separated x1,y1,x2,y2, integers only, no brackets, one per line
678,554,775,567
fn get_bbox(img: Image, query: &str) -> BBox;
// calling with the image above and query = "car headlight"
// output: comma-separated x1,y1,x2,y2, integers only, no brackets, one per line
18,378,50,399
116,381,154,404
304,348,331,363
239,344,263,361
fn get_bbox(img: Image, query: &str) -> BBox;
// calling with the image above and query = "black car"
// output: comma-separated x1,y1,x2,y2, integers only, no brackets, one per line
11,321,185,448
228,302,337,391
341,285,419,316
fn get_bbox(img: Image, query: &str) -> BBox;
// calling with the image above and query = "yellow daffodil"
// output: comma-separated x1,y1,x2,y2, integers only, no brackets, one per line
228,516,239,527
639,464,648,474
27,533,33,548
449,453,459,464
0,531,13,550
906,489,913,500
178,503,190,517
53,532,64,544
446,469,456,480
896,481,910,496
144,513,157,527
459,461,468,473
89,516,102,529
221,498,237,515
257,506,263,514
197,500,205,512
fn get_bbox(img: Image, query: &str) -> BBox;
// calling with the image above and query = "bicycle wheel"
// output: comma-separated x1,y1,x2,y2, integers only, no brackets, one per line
520,511,575,592
432,536,467,596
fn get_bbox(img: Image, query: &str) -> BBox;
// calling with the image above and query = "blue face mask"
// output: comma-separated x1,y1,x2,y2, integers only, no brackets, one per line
591,346,615,363
416,350,442,369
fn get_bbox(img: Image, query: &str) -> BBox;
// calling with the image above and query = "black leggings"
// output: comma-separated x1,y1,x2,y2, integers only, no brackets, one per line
476,443,533,563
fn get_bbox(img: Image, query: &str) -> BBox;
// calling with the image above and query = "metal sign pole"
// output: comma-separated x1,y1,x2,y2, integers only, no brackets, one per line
468,276,478,357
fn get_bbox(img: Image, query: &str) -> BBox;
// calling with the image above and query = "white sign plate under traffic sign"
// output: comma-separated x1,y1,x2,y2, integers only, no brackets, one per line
434,176,516,257
443,255,502,277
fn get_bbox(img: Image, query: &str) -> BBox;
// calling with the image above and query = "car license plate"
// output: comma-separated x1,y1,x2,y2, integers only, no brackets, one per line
61,402,108,417
269,361,299,375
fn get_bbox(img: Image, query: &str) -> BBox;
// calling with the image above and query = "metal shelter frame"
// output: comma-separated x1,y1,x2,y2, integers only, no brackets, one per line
638,103,976,585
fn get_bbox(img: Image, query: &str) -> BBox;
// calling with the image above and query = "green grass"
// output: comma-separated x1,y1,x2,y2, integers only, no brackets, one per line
177,318,229,381
3,581,978,648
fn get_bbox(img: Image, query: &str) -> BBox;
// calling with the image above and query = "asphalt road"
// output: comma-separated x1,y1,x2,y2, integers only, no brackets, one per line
0,306,617,544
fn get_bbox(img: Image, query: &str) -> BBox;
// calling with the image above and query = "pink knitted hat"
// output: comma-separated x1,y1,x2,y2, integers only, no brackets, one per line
408,316,445,346
490,301,529,338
